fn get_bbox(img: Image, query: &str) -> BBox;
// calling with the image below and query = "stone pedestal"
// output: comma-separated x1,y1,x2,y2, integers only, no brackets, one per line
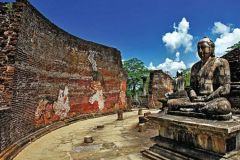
142,113,240,160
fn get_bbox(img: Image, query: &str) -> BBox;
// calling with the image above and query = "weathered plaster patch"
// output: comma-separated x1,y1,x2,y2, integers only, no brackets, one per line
89,81,105,111
53,86,70,119
34,86,70,125
119,81,127,108
88,50,98,71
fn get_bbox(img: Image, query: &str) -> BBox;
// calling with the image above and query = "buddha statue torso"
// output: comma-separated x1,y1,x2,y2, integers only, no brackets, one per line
191,57,231,96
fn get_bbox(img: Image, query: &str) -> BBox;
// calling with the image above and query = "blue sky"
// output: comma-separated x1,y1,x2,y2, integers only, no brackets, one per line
4,0,240,76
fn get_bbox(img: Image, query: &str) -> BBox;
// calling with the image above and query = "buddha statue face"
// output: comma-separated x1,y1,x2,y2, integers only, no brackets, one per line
197,37,215,63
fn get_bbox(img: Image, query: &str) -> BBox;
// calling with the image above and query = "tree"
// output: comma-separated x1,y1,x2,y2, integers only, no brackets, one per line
227,41,240,51
123,58,149,101
182,68,191,87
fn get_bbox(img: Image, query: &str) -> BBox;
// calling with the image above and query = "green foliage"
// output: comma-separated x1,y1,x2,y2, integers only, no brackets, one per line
182,68,191,87
123,58,149,99
4,3,13,13
227,41,240,51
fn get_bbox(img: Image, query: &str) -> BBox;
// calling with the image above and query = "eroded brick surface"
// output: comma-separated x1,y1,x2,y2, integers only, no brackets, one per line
148,70,173,108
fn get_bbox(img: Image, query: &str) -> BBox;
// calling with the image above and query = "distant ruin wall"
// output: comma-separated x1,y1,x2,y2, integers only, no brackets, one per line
222,48,240,82
0,1,127,152
222,48,240,109
148,70,173,108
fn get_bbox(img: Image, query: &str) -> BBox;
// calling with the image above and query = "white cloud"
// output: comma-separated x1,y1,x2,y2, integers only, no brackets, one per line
212,22,230,35
148,62,156,70
148,52,186,77
175,51,180,61
212,22,240,57
162,17,193,53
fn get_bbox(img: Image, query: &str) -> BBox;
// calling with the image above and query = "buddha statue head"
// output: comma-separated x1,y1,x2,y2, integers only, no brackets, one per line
197,37,215,62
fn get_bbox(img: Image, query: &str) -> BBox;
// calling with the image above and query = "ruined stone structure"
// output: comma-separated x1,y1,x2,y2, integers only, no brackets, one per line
148,70,173,108
0,0,127,154
222,48,240,111
222,48,240,82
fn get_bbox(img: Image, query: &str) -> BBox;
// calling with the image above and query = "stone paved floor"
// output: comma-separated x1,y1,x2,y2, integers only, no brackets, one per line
14,109,159,160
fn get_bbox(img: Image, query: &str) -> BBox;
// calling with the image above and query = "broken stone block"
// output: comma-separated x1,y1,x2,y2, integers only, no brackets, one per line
96,124,104,129
144,111,151,117
139,116,149,124
84,135,93,143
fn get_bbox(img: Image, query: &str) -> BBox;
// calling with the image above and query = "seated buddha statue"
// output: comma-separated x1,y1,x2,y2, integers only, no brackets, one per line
166,37,232,120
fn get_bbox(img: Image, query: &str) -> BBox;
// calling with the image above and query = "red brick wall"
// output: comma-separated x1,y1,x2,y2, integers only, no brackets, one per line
0,1,23,151
0,1,126,152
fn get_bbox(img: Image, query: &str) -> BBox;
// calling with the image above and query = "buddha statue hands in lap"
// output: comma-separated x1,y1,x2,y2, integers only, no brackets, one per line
167,37,232,120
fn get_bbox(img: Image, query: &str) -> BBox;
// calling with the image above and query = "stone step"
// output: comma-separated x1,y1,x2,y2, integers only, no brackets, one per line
149,144,195,160
142,149,171,160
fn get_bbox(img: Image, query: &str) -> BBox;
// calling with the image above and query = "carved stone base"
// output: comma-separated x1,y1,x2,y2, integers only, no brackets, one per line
231,107,240,114
142,136,240,160
142,113,240,160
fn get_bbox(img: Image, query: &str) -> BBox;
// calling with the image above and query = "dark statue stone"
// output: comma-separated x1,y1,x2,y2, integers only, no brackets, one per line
142,37,240,159
166,37,232,120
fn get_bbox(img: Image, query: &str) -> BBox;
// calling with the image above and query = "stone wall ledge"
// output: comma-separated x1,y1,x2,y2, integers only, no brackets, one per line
0,107,11,112
149,113,240,135
0,109,131,160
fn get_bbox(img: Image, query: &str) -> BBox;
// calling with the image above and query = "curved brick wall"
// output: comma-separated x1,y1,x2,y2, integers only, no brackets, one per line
0,0,127,153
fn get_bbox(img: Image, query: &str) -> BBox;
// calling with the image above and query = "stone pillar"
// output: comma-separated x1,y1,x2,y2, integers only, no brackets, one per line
138,108,143,115
141,76,147,96
117,110,123,120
